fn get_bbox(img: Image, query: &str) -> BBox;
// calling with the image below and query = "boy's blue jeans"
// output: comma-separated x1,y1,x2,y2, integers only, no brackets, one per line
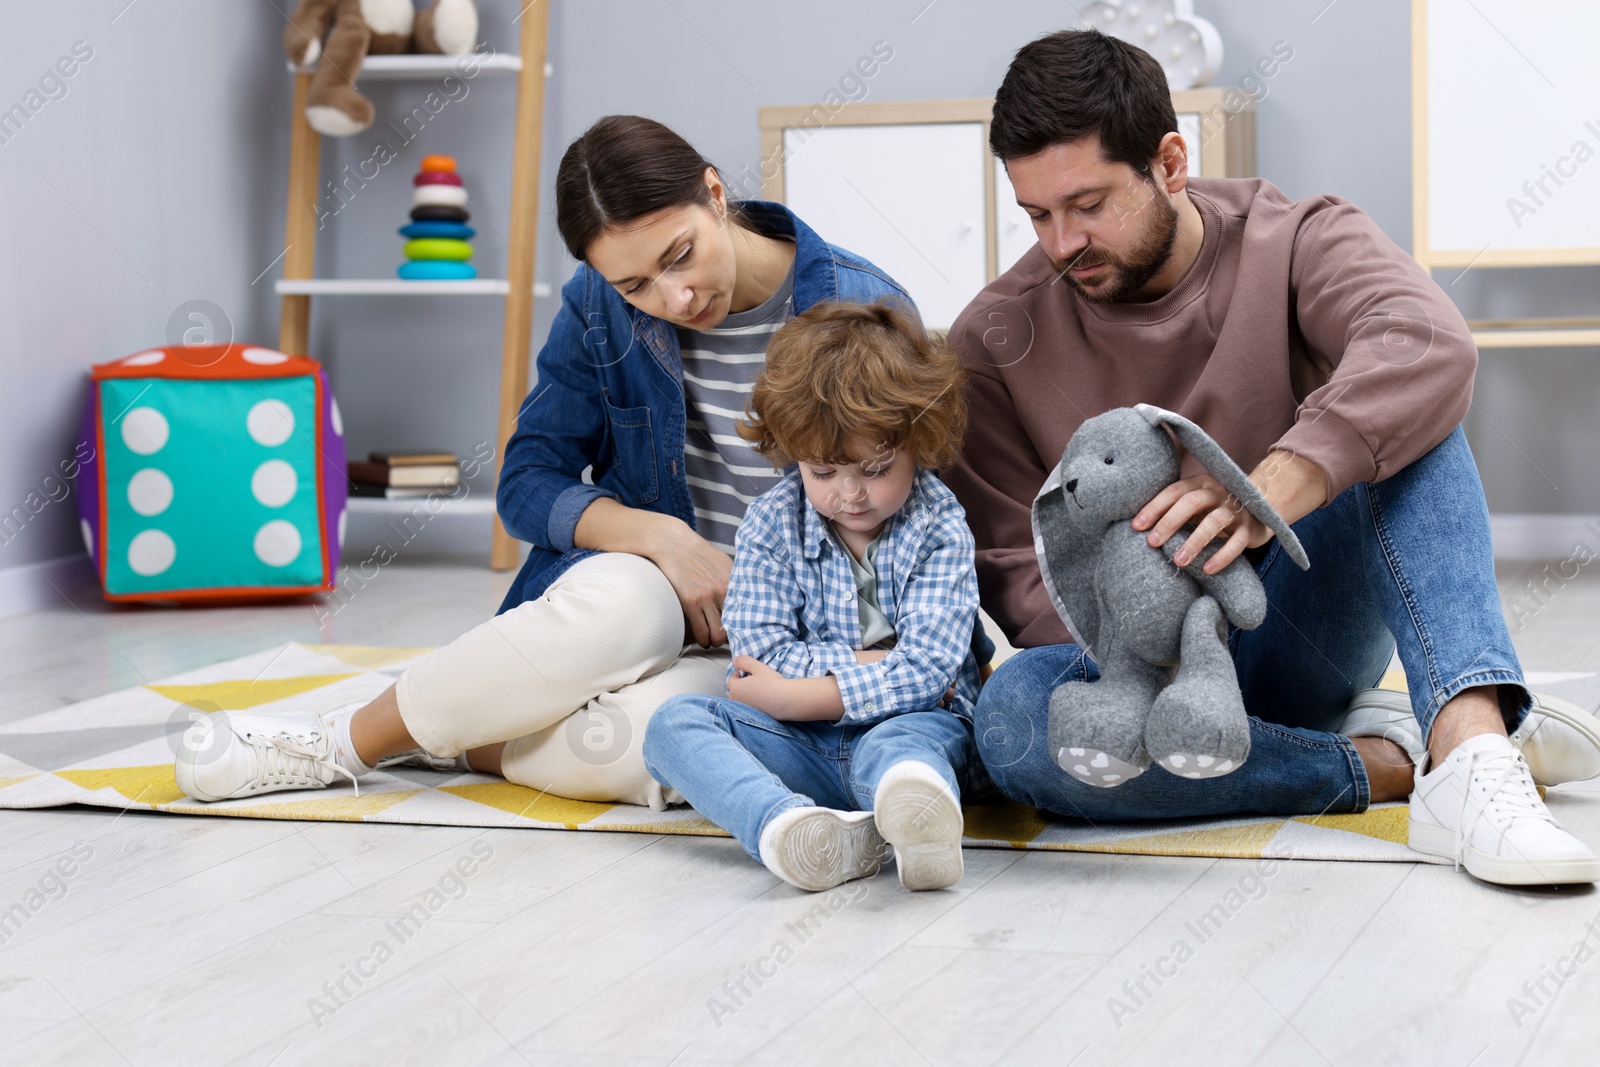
977,426,1529,822
644,697,978,861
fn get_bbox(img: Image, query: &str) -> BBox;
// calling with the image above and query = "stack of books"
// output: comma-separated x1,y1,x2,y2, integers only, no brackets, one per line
348,451,461,500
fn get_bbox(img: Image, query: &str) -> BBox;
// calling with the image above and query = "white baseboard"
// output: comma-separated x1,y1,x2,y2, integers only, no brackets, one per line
1491,514,1600,561
0,553,95,621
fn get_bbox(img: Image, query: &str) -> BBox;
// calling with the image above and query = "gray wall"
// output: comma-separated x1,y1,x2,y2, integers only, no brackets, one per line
1,1,291,573
2,0,1595,580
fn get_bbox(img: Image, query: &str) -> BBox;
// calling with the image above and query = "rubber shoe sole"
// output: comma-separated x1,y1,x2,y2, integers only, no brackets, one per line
874,762,965,891
1408,818,1600,885
759,808,884,892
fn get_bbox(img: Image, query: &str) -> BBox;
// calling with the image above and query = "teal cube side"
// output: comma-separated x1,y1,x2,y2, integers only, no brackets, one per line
99,377,327,595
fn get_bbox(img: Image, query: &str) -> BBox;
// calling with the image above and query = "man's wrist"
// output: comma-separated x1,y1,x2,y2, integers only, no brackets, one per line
1252,450,1327,527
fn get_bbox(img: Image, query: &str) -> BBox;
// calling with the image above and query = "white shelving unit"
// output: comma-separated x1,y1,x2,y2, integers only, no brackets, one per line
277,14,550,569
276,278,549,297
288,53,524,79
345,495,498,517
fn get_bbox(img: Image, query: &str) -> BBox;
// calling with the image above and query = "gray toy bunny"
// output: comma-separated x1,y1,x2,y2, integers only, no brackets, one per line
1031,404,1311,788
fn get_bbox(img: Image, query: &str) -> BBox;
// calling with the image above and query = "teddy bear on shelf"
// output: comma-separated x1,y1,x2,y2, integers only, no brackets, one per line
283,0,480,137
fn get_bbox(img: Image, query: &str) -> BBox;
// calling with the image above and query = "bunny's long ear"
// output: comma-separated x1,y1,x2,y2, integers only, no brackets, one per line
1134,404,1311,571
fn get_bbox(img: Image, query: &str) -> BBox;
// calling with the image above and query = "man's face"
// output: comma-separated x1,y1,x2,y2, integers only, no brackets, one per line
1006,133,1179,303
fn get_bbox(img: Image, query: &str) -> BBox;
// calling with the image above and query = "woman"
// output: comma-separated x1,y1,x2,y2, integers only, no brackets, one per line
174,115,931,808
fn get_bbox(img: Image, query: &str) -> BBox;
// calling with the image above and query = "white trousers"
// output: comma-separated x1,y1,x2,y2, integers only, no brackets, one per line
394,552,729,808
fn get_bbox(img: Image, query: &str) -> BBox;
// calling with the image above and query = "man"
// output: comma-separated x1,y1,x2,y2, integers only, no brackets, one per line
947,29,1600,887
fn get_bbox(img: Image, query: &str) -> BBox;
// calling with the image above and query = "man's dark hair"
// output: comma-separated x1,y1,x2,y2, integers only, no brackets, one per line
989,29,1177,173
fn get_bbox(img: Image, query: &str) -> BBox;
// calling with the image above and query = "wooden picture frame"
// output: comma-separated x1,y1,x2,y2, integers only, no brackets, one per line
1410,0,1600,348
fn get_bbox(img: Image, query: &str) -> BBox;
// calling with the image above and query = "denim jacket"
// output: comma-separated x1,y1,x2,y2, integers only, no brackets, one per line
495,201,913,612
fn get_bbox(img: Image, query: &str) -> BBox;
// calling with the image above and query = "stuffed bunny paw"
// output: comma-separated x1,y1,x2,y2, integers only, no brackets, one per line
1048,678,1156,788
1058,745,1147,787
1144,597,1251,779
1154,751,1240,778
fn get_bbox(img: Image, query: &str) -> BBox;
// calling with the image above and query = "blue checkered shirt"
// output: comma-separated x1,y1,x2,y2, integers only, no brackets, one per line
723,467,981,725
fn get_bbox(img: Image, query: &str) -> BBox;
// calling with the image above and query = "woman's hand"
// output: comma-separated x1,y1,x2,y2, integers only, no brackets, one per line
647,518,733,647
574,499,732,647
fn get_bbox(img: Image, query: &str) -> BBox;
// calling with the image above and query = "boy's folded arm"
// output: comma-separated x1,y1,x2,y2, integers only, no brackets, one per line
829,530,979,725
725,531,859,678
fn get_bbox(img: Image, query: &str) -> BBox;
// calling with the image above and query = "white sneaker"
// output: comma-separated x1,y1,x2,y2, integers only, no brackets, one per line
175,710,360,802
874,761,964,891
1409,733,1600,885
758,806,884,892
1341,688,1600,786
1511,693,1600,786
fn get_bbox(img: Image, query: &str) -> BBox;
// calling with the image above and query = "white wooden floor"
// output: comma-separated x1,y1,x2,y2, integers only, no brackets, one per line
3,557,1600,1066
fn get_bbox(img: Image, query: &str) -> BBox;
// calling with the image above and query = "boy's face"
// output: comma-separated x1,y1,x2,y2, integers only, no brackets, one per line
797,437,915,542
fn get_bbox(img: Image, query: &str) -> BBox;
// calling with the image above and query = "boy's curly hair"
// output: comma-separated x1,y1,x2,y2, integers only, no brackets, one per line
738,300,967,470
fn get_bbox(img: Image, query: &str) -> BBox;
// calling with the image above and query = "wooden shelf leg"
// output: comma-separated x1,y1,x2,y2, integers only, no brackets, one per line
279,72,322,355
491,5,551,571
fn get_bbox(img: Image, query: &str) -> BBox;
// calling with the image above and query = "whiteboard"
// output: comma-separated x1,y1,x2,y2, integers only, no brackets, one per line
782,123,988,329
1422,0,1600,261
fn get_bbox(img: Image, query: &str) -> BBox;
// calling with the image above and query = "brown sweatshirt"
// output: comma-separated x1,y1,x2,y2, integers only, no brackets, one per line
945,177,1478,649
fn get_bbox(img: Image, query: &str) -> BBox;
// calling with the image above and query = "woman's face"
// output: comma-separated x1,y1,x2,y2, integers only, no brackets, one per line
584,169,740,330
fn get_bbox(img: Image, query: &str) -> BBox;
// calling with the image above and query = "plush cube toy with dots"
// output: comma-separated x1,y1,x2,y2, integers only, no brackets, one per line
76,344,347,602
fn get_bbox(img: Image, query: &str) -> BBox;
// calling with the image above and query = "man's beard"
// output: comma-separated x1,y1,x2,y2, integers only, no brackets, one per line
1052,190,1179,304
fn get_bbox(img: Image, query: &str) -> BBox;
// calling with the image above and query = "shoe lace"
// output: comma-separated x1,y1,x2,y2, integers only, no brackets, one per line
1451,748,1549,869
245,729,360,797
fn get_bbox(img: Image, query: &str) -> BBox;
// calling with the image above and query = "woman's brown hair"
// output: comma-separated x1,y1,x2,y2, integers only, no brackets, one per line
554,115,744,261
738,301,967,471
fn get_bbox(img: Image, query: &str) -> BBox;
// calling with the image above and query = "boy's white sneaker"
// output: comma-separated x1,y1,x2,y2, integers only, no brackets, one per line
174,709,361,802
1341,688,1600,786
1409,733,1600,885
758,806,884,892
874,760,965,891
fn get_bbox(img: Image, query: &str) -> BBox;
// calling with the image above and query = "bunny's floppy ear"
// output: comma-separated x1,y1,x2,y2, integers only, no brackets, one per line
1134,404,1311,571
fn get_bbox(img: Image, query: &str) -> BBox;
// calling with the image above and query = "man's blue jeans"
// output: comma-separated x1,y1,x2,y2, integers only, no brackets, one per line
977,426,1528,821
644,696,977,861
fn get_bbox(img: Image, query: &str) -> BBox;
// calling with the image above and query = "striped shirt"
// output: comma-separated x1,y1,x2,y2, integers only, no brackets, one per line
675,258,795,554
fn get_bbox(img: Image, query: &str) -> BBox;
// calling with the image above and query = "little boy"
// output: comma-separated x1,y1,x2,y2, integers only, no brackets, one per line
642,300,982,893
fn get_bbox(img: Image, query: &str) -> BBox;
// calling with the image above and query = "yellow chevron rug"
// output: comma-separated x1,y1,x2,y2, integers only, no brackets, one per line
4,642,1575,864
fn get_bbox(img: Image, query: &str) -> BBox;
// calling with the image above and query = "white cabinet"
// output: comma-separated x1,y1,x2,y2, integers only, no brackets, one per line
993,158,1036,277
782,123,987,330
762,91,1254,315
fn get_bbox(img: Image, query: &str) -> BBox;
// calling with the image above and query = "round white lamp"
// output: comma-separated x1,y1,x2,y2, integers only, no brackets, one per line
1079,0,1224,89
